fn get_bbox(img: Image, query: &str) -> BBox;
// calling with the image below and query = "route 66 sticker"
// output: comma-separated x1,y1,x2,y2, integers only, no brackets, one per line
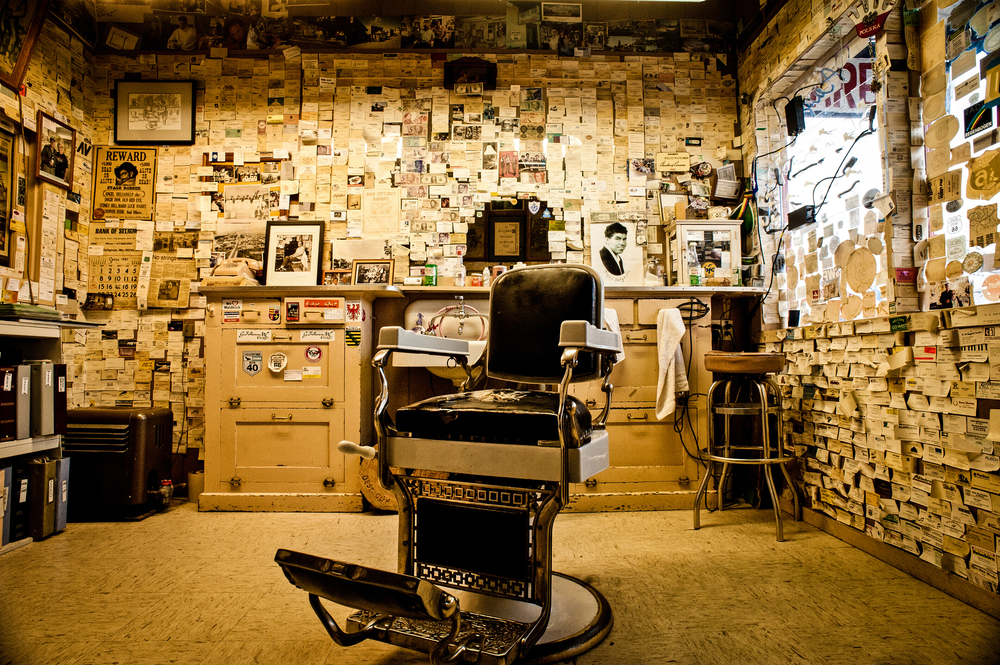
268,352,288,372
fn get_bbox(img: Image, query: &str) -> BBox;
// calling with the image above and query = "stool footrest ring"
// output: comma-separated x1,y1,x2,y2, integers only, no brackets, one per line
698,453,797,465
712,404,780,416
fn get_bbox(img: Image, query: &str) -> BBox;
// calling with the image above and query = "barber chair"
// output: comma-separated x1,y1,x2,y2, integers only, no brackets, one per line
276,264,622,664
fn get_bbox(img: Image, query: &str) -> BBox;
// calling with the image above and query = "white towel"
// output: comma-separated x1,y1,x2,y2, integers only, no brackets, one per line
602,307,626,364
655,308,689,420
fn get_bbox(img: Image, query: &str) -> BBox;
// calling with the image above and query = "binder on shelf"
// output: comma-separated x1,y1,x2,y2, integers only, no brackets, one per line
53,364,67,435
14,366,29,441
54,457,69,533
1,466,11,546
0,368,15,442
10,464,29,542
29,362,55,437
28,458,56,540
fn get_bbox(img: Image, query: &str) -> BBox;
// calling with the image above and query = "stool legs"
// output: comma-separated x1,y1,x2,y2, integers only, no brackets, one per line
693,374,799,541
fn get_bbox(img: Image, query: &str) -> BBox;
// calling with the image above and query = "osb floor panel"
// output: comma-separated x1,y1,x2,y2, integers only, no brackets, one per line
2,502,999,665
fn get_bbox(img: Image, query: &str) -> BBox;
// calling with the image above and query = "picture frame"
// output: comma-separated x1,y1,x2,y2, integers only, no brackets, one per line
0,128,13,267
263,221,324,286
35,112,76,191
489,218,526,262
444,56,498,90
352,259,394,286
541,3,583,23
114,80,196,145
0,0,50,92
322,269,352,286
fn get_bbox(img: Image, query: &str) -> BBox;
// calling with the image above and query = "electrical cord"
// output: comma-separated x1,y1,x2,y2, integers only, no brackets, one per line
16,92,34,305
813,107,877,215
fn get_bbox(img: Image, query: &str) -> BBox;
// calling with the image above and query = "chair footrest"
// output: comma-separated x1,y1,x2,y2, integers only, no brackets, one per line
347,609,531,665
386,429,610,482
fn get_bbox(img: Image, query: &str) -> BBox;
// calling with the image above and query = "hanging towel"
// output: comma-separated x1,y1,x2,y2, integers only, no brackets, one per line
602,307,626,364
655,308,689,420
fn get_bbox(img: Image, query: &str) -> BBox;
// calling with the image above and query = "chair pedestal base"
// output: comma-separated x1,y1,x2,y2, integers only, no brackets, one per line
346,572,613,665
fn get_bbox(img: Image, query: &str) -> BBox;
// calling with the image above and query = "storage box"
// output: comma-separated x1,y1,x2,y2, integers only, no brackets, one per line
664,219,742,286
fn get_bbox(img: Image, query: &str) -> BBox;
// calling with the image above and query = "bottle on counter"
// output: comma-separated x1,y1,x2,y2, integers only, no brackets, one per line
423,264,437,286
454,263,466,287
482,267,491,287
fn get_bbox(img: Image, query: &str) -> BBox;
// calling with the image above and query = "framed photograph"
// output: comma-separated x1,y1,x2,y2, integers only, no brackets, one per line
0,128,12,266
541,3,583,23
0,0,49,92
352,259,394,286
489,218,525,262
444,56,498,90
263,221,324,286
35,112,76,191
114,80,196,145
322,269,352,286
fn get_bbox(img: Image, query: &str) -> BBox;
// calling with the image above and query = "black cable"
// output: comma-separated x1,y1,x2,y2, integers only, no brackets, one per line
17,93,34,305
813,108,877,215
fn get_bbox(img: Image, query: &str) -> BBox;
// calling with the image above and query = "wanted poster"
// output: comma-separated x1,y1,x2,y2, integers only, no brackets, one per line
92,147,157,221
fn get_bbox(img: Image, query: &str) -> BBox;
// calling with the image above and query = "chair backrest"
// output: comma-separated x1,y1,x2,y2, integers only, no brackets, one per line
487,264,604,383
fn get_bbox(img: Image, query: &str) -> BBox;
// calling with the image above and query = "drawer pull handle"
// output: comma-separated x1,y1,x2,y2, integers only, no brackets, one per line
272,335,292,340
241,310,260,316
322,398,335,408
228,397,241,407
230,476,242,487
272,413,293,421
323,478,336,488
626,334,647,342
626,413,648,420
585,399,597,407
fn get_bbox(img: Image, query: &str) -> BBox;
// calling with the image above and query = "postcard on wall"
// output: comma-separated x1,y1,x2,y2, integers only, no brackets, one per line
92,146,157,221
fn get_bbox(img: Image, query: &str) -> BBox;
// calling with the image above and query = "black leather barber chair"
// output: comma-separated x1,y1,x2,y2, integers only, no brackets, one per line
276,264,622,664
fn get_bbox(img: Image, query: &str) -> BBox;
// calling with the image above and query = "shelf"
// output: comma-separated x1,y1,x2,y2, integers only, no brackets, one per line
199,285,404,298
0,319,100,339
0,434,61,461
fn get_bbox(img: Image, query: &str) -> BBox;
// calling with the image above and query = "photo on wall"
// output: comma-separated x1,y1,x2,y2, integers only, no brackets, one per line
590,220,642,286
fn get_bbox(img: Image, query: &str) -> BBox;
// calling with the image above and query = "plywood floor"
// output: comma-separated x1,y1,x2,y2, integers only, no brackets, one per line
2,502,999,665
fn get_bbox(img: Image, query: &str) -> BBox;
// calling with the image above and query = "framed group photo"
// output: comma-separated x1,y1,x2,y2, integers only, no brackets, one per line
352,259,394,285
35,112,76,191
114,80,196,145
263,221,324,286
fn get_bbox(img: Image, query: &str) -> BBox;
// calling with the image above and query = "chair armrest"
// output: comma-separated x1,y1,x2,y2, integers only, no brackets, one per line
377,326,470,357
558,321,623,355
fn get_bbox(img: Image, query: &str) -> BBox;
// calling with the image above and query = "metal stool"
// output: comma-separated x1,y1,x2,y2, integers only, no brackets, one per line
693,352,801,541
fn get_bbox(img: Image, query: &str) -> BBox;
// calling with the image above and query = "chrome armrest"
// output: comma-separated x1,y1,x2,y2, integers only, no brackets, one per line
378,326,471,358
558,320,623,355
559,321,620,428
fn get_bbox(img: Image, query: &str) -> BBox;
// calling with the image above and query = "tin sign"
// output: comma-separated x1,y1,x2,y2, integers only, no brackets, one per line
243,351,262,376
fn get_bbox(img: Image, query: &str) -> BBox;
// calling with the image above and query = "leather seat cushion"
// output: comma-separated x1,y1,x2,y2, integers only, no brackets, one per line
395,389,592,447
704,352,785,374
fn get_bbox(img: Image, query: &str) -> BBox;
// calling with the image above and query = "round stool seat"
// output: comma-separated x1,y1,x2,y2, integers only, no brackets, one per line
704,352,785,374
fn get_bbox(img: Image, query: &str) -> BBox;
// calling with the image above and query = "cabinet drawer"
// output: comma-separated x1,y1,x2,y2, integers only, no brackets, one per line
637,298,703,325
604,299,634,326
222,329,345,403
221,298,284,326
219,408,353,492
587,406,701,489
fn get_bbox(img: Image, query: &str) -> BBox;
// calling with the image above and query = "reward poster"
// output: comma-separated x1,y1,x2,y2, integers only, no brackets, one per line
92,146,157,221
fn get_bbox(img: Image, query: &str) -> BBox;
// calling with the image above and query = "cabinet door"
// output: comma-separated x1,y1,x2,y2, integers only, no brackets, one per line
584,406,701,492
221,329,345,404
218,407,355,493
